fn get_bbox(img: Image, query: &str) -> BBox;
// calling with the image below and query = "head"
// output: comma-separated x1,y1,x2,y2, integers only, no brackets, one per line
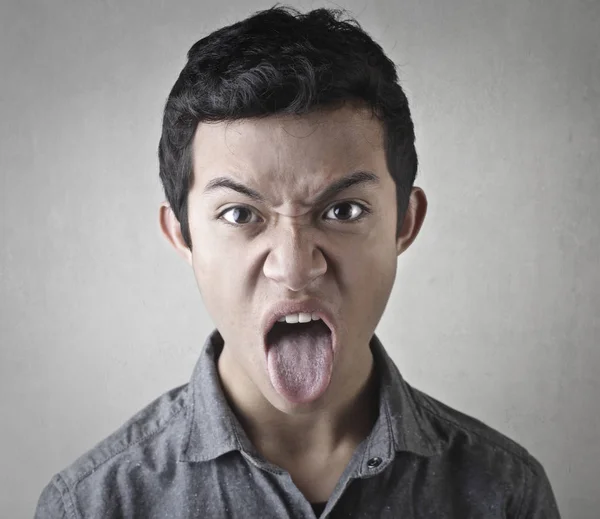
159,6,427,412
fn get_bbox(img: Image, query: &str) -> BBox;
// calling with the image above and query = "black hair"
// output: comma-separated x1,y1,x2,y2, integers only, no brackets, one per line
158,5,418,249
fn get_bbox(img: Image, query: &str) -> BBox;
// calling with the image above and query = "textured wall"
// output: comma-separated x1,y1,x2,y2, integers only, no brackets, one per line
1,0,598,517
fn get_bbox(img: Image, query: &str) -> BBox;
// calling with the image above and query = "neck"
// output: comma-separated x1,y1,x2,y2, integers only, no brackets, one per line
218,343,379,463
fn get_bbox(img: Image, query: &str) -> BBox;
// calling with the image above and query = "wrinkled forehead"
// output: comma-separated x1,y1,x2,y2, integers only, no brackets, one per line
190,105,386,193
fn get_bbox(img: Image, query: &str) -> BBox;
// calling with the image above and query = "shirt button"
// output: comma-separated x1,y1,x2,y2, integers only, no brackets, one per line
367,457,382,468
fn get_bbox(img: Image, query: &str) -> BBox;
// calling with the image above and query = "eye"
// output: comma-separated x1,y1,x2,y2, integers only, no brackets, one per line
323,202,367,222
220,206,261,225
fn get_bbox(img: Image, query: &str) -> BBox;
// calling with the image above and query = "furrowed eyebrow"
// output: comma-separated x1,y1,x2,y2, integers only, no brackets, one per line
311,171,380,206
203,177,266,202
202,170,379,205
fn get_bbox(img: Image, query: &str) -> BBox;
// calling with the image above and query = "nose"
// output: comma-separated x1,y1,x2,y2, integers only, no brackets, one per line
263,223,327,292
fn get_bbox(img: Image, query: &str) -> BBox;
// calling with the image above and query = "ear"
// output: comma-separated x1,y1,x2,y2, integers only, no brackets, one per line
159,202,193,266
396,187,428,256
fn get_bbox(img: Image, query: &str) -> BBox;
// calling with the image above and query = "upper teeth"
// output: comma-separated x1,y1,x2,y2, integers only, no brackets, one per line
278,312,321,324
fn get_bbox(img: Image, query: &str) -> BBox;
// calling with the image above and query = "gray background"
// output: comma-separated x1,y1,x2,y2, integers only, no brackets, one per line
1,0,598,517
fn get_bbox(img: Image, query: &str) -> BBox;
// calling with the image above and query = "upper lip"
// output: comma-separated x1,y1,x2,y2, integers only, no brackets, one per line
262,299,337,347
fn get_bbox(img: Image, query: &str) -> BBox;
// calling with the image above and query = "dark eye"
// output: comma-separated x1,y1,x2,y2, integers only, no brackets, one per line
220,206,260,225
324,202,366,222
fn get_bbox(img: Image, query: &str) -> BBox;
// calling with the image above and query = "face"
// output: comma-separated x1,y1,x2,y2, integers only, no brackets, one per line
161,104,426,413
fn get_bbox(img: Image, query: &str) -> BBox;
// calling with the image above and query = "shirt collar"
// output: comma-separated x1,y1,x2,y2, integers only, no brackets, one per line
179,330,444,464
359,334,444,474
178,330,253,463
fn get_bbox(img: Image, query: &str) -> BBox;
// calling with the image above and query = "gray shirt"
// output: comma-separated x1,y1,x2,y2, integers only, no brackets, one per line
35,331,561,518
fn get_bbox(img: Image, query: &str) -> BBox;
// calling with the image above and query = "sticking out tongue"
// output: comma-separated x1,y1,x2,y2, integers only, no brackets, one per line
266,320,333,404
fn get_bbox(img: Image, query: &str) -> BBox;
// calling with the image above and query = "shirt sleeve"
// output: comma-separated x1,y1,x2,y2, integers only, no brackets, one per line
516,458,562,519
34,478,71,519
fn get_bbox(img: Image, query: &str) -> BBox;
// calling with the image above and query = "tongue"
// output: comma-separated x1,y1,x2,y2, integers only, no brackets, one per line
267,322,333,404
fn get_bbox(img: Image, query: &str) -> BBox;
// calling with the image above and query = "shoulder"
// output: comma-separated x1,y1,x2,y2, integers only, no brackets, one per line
408,382,547,479
399,382,560,517
37,383,190,513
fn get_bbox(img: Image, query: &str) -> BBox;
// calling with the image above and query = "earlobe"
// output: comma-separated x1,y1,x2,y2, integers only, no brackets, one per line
159,202,193,266
396,187,428,256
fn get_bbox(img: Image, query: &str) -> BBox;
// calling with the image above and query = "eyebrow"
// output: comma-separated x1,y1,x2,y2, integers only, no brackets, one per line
313,171,380,206
203,177,266,202
203,170,380,205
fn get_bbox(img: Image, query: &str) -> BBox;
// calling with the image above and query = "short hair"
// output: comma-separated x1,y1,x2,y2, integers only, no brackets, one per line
158,5,418,249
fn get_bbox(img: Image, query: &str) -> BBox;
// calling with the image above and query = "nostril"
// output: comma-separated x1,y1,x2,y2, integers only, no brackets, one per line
263,239,327,288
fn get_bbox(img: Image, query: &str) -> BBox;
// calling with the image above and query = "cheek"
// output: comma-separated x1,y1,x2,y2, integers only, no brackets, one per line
345,251,396,298
191,233,248,322
340,236,397,319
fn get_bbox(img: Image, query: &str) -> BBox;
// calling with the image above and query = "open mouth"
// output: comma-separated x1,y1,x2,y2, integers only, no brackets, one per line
264,315,335,404
266,319,332,348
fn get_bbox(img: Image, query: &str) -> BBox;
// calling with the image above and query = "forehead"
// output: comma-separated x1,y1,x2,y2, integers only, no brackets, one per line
191,105,386,191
